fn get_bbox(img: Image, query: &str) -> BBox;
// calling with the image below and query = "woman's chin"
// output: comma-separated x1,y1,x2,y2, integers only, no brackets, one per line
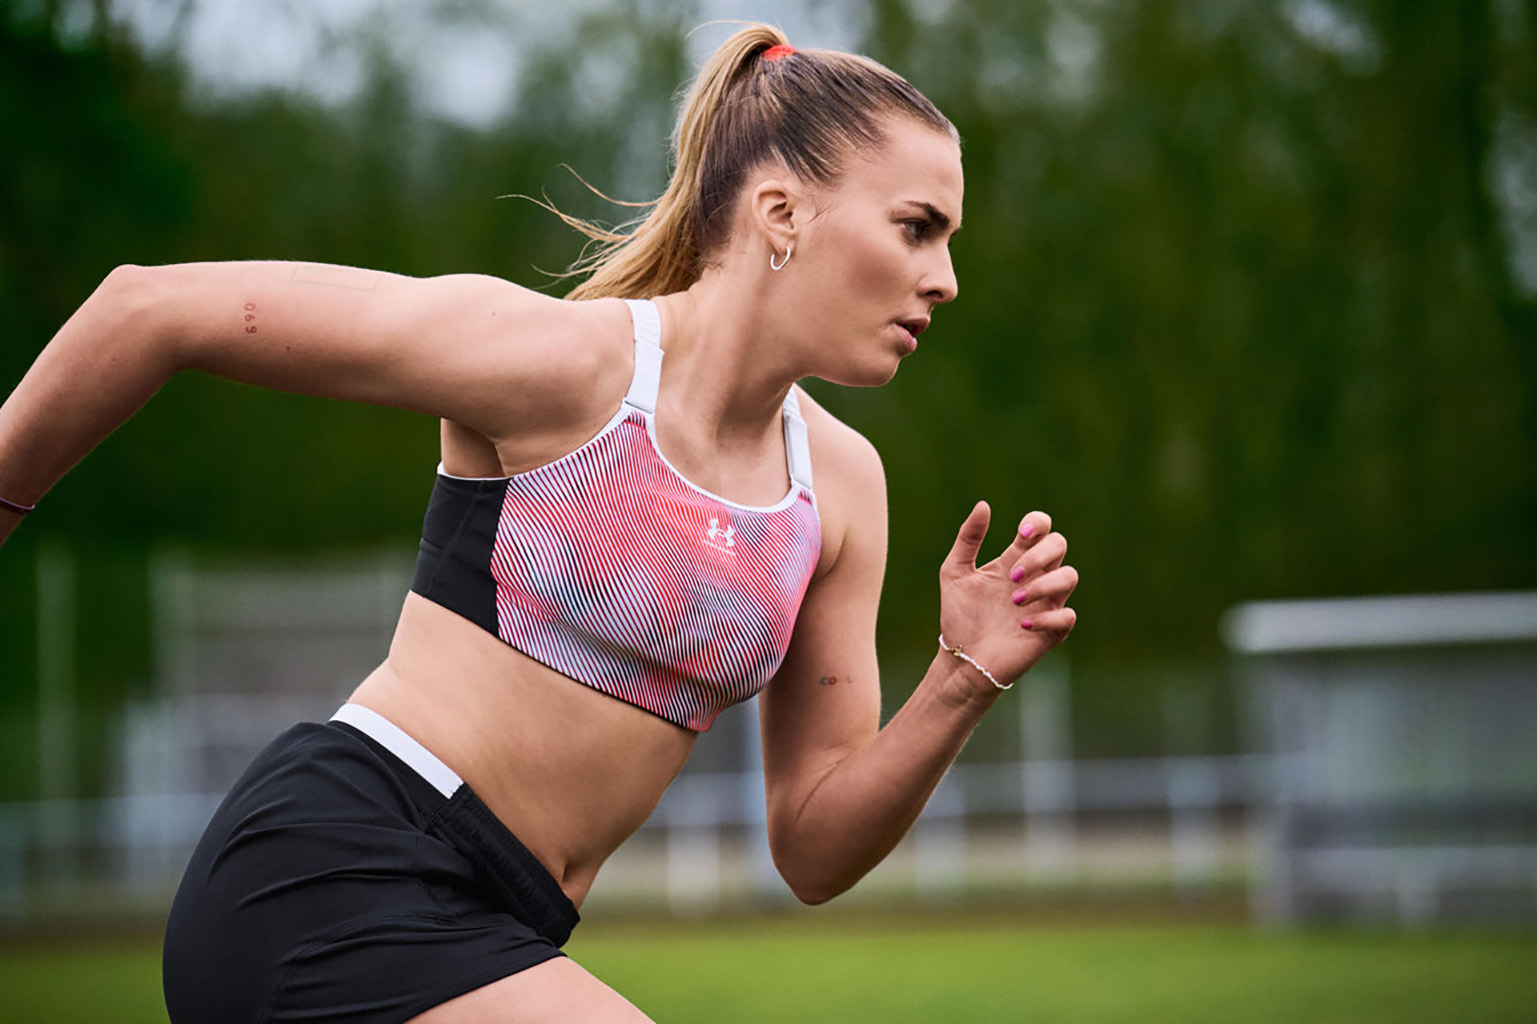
823,358,904,389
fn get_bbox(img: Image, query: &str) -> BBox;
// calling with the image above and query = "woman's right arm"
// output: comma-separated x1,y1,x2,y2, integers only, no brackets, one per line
0,261,611,545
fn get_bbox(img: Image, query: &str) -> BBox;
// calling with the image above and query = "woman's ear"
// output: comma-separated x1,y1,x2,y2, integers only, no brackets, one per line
747,177,799,256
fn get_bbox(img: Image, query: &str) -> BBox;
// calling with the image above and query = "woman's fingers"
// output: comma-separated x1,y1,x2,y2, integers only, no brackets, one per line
944,500,992,574
1010,564,1079,606
1020,607,1078,636
1008,530,1068,586
1002,511,1052,582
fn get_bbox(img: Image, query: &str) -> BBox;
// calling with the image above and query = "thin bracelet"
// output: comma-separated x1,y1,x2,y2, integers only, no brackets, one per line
0,494,35,515
938,633,1012,691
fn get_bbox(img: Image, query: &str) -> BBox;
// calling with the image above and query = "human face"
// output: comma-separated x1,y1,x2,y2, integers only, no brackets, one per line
788,118,963,386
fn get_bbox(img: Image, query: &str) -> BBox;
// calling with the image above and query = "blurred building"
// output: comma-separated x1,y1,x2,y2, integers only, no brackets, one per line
1229,592,1537,926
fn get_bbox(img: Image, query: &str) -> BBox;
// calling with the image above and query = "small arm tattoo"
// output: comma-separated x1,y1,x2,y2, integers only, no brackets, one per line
242,301,258,334
817,675,846,687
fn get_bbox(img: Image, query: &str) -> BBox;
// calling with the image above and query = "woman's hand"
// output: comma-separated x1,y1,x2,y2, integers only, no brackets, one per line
938,501,1078,691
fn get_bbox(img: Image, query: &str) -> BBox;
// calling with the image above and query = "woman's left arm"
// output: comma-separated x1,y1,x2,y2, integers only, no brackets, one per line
760,430,1077,905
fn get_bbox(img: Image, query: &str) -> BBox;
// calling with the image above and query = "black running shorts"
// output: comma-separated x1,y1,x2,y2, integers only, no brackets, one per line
162,718,579,1023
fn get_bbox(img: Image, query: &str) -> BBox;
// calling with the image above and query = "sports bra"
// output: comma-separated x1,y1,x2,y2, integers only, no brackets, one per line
410,299,822,731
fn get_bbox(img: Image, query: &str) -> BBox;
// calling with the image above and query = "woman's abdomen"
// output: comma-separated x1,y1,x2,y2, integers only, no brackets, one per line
347,592,696,907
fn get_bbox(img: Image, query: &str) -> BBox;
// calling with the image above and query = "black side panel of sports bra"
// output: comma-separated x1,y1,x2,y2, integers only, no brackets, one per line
410,475,504,636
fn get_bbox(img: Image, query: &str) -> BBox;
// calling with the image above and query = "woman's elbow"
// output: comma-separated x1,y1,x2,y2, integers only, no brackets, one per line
772,848,858,906
96,263,162,328
788,880,840,907
94,264,185,367
99,263,155,303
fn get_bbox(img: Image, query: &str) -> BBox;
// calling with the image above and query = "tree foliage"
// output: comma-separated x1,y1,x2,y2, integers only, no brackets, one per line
2,1,1534,777
857,0,1537,665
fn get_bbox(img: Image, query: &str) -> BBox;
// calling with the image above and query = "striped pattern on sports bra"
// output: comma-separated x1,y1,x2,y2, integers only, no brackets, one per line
410,299,821,731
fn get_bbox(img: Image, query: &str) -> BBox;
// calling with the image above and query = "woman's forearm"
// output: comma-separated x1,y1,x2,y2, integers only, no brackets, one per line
0,265,180,527
771,651,1003,904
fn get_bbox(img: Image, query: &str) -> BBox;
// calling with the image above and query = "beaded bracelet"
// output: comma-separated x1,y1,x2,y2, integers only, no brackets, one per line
938,633,1011,691
0,494,35,515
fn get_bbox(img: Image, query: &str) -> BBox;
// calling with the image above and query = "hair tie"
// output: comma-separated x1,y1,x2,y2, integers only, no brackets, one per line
762,43,796,62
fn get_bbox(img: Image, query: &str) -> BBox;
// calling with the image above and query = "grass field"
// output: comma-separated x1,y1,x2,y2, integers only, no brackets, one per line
2,912,1534,1022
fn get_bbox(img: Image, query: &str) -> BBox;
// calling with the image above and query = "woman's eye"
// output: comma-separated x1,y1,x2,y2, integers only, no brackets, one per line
903,219,931,240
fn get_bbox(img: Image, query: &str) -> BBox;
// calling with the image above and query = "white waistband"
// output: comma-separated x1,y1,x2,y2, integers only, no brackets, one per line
330,703,463,799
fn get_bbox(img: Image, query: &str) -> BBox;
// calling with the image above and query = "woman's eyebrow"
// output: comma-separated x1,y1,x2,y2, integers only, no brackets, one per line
902,201,961,233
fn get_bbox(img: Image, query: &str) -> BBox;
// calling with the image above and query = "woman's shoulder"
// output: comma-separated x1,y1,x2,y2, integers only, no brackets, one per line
423,281,637,455
513,291,634,379
792,385,884,487
439,279,630,362
792,386,887,574
471,286,635,410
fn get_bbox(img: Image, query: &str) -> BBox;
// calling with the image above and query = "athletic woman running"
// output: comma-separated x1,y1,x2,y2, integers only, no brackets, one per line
0,24,1077,1023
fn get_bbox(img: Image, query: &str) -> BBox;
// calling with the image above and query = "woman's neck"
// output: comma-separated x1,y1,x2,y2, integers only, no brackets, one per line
651,276,801,444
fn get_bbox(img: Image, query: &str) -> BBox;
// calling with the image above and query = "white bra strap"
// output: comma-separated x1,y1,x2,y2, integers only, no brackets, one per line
622,299,811,491
623,299,663,415
782,388,814,491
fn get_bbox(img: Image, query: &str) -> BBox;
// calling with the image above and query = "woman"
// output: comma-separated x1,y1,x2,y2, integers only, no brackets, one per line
0,24,1077,1023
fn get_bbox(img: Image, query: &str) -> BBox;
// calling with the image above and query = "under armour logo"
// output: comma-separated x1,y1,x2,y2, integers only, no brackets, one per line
705,515,736,552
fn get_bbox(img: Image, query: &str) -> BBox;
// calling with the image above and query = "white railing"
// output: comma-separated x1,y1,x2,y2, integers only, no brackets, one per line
626,749,1260,914
0,748,1258,926
7,547,1533,928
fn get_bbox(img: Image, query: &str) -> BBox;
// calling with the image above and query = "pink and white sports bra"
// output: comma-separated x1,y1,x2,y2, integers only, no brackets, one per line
410,299,822,731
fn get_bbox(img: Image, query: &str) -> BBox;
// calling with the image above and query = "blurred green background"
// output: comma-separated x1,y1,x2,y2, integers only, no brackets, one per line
3,0,1534,800
2,1,1536,1020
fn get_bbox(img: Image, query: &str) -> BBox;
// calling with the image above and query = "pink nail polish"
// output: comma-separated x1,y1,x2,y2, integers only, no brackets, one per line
1019,524,1035,539
1021,619,1034,630
1009,566,1025,583
1012,588,1028,604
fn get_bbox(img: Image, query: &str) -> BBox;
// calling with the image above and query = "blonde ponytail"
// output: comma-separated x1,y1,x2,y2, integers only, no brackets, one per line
562,24,953,300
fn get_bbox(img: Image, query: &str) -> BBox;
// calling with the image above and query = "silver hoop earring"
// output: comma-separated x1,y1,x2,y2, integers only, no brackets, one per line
770,245,792,271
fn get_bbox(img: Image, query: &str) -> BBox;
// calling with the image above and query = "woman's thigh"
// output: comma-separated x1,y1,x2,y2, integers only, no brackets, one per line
410,957,652,1024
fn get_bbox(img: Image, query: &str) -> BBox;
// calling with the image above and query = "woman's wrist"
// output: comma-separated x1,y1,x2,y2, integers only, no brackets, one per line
926,645,1008,717
937,632,1009,690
